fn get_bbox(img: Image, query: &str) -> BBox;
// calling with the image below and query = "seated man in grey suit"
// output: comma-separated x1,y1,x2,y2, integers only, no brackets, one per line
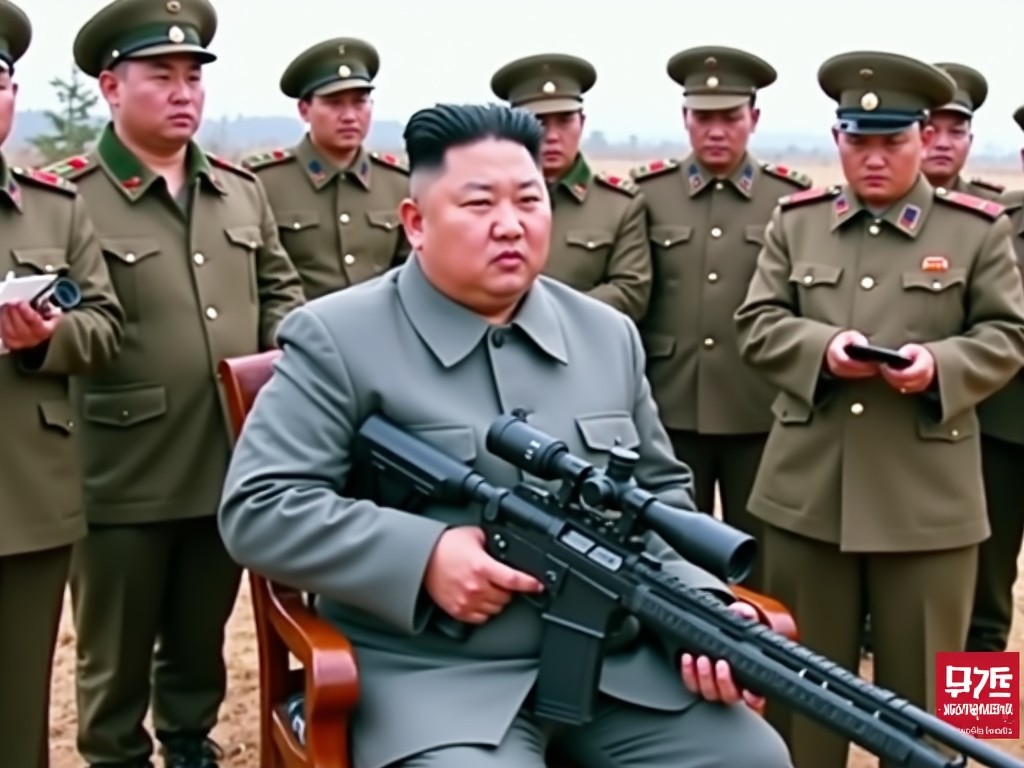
218,102,792,768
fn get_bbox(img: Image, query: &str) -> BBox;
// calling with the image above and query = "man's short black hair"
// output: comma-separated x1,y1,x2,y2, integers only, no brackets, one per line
403,103,543,173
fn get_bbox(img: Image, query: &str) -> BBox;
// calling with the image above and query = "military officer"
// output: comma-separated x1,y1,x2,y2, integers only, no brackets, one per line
968,104,1024,652
490,53,652,322
52,0,305,765
0,3,123,765
242,38,409,300
735,52,1024,768
629,46,811,587
922,62,1004,199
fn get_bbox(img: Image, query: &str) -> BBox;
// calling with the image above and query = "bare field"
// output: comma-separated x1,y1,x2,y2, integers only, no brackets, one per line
46,158,1024,767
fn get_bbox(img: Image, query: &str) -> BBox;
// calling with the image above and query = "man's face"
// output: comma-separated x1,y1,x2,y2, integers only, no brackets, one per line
922,111,972,181
400,138,551,314
537,111,583,178
835,124,931,206
0,71,17,146
299,88,372,156
99,55,204,149
684,104,759,172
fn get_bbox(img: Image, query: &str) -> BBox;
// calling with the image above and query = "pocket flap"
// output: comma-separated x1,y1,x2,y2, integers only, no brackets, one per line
901,269,967,293
83,386,168,428
575,413,641,451
917,413,975,442
566,230,613,250
770,394,812,425
100,238,161,265
224,225,263,250
38,399,76,434
278,210,319,231
643,333,676,360
790,262,843,286
407,424,477,463
744,224,767,245
366,210,400,230
12,248,69,274
650,225,692,247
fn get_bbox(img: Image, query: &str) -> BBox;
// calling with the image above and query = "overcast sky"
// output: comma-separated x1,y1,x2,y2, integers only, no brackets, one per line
9,0,1024,148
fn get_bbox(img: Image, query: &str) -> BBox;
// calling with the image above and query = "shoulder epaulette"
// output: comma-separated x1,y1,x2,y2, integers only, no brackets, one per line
239,148,295,172
779,186,840,210
936,189,1005,220
998,189,1024,210
207,153,255,179
595,172,639,197
370,151,409,174
970,177,1005,194
629,158,679,181
14,166,78,195
43,155,98,182
761,162,812,189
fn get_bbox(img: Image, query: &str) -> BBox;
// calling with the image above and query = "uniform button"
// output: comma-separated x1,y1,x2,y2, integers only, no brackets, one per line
868,224,880,236
710,227,723,238
193,253,205,266
339,213,350,224
714,181,724,190
67,420,74,429
491,330,505,347
44,263,55,272
708,272,719,282
860,276,875,290
586,240,596,248
120,410,130,420
931,280,942,290
248,240,257,249
803,275,813,284
951,429,960,438
205,307,218,320
663,239,672,246
850,402,864,415
292,221,301,229
936,186,948,196
703,337,715,348
344,254,355,265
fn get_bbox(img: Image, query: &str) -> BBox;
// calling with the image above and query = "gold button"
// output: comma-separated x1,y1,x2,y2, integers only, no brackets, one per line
931,280,942,290
205,307,218,320
292,222,301,229
193,253,205,266
850,402,864,415
120,410,130,419
708,272,718,282
951,429,959,438
663,239,672,246
936,187,947,196
868,224,880,236
710,227,723,238
124,253,135,263
803,275,813,284
248,240,257,249
44,264,54,272
344,254,355,265
860,276,875,290
339,213,350,224
703,337,715,348
586,240,595,249
714,182,724,190
67,420,74,428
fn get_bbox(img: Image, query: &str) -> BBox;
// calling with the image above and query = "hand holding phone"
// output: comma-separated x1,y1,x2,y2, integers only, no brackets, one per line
825,331,880,379
843,343,913,370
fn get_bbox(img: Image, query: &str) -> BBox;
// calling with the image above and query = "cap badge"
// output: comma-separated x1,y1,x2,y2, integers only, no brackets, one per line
542,81,556,94
338,64,351,78
168,25,185,44
706,75,719,88
860,91,879,111
166,0,181,12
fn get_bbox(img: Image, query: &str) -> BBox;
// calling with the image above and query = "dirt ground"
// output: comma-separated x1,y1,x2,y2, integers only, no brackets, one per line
46,159,1024,766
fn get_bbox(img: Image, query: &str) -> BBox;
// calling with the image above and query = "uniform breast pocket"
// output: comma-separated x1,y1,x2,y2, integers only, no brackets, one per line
900,268,967,339
788,262,843,319
99,238,161,321
11,249,70,304
277,210,320,265
365,210,403,272
398,423,478,526
224,225,263,303
648,225,692,285
573,412,642,467
560,230,613,287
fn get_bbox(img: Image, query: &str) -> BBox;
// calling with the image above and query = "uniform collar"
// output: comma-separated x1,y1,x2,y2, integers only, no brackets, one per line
684,152,759,199
551,154,592,203
0,155,21,212
296,135,372,191
396,255,568,368
830,175,932,239
96,123,225,202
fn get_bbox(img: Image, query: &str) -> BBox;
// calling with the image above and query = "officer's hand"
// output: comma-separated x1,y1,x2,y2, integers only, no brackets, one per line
880,343,935,394
825,330,878,379
680,601,765,709
0,300,61,350
424,526,544,624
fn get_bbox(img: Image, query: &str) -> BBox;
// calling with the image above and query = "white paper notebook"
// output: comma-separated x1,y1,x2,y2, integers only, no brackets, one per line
0,271,58,355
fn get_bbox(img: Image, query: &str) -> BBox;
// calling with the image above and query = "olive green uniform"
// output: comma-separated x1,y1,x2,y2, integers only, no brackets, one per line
490,54,652,321
242,39,410,301
734,53,1024,768
627,48,809,587
57,1,306,764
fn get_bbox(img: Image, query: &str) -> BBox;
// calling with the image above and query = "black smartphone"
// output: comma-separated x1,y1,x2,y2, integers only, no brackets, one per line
844,343,913,370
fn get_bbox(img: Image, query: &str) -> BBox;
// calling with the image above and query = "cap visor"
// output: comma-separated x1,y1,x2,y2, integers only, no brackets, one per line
519,98,583,116
312,79,375,97
933,103,973,117
684,93,751,111
124,44,216,64
833,118,917,135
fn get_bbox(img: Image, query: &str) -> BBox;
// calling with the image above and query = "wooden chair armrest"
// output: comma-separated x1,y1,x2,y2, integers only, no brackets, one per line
732,585,798,641
266,589,361,715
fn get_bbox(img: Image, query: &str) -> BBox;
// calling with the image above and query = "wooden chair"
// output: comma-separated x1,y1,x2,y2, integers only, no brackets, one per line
218,351,798,768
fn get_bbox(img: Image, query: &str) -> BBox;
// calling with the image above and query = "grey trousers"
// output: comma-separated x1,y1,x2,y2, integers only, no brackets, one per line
395,694,792,768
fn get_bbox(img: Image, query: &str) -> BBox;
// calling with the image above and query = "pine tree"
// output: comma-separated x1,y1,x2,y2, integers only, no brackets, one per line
29,66,101,163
